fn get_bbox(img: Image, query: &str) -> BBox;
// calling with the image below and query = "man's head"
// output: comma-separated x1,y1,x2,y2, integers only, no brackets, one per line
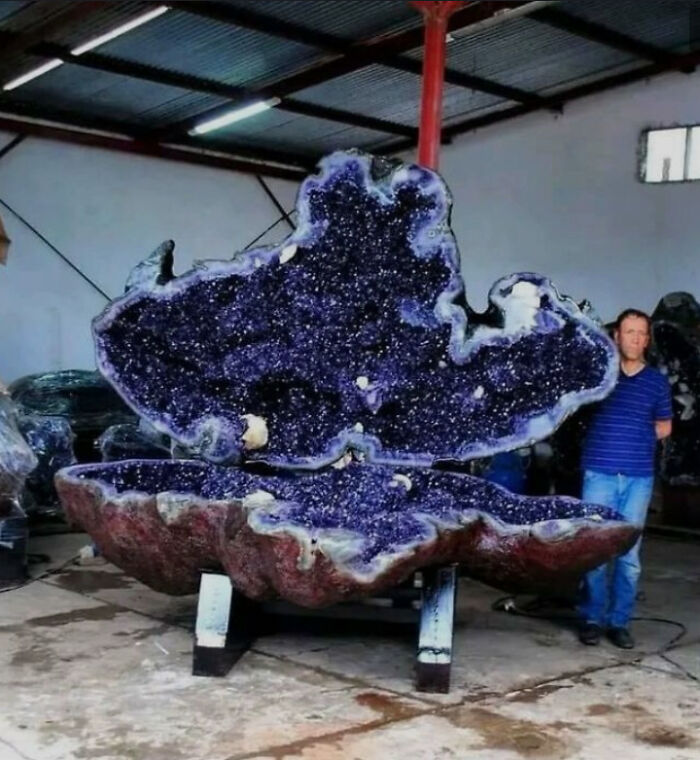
614,308,651,362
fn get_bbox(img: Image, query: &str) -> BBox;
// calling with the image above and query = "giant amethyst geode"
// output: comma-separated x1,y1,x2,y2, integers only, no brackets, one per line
56,460,638,604
56,150,631,608
93,151,617,468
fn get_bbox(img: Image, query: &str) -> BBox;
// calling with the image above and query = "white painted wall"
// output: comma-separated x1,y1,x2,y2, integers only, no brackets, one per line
439,69,700,318
0,132,296,383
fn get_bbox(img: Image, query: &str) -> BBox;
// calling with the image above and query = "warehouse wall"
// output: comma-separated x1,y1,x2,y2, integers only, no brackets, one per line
0,132,297,383
439,69,700,320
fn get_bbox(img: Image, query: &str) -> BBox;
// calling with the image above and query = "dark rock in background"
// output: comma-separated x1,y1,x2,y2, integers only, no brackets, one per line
650,292,700,487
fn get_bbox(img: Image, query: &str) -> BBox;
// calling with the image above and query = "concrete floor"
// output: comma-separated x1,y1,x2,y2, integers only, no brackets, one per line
1,532,699,760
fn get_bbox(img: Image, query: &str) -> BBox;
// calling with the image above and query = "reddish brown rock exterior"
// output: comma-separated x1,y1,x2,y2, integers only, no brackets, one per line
57,462,639,607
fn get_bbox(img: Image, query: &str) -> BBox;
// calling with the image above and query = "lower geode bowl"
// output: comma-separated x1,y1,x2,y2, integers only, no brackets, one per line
55,459,639,606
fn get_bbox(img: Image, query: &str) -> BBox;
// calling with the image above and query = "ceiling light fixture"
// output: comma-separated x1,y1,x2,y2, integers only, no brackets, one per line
449,1,557,39
70,5,170,56
3,5,170,91
189,98,281,136
3,59,63,91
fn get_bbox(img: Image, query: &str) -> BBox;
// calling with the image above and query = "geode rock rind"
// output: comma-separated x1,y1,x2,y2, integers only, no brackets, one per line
94,151,617,469
651,292,700,486
56,460,639,606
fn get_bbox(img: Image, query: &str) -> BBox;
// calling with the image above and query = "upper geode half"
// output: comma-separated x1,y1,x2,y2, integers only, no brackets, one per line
94,151,617,468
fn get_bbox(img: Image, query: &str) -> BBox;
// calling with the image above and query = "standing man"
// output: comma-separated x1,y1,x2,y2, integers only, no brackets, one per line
578,308,672,649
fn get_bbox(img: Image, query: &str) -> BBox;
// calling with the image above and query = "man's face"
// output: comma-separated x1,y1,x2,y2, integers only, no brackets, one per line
615,315,650,362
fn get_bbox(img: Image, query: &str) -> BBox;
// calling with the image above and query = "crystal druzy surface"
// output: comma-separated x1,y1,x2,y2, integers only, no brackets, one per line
651,292,700,486
94,151,617,468
57,460,638,604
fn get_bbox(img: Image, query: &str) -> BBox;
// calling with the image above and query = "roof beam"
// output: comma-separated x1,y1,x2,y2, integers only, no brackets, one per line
173,0,353,53
388,56,551,108
380,45,700,154
175,0,546,106
159,1,536,137
0,0,105,59
20,38,416,139
530,7,695,72
0,106,311,180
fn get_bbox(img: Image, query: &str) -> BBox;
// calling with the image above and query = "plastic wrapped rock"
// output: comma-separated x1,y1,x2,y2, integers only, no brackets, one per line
94,151,618,469
17,414,76,515
651,292,700,485
98,421,172,462
0,393,37,507
9,370,135,462
56,460,639,604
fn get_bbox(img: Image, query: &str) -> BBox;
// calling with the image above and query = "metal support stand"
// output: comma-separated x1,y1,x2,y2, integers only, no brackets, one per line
192,570,258,677
416,565,457,693
191,566,457,692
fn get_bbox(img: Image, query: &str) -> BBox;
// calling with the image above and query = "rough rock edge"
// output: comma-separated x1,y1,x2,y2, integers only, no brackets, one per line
56,461,639,606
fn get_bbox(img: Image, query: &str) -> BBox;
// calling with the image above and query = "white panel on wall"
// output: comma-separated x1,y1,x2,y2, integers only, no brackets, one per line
644,127,686,183
0,135,297,382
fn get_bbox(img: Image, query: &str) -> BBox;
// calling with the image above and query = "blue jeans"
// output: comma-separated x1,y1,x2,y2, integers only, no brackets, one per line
578,470,654,628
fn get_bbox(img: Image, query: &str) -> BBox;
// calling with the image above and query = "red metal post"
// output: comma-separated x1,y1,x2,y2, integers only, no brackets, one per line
411,1,468,170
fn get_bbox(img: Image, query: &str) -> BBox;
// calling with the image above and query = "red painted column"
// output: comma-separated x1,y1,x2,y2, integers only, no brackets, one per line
411,1,468,170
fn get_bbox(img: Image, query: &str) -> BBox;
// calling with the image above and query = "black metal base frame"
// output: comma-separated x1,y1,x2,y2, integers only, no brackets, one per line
192,565,457,693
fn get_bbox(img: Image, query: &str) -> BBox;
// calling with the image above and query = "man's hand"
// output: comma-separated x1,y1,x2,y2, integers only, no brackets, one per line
655,419,672,440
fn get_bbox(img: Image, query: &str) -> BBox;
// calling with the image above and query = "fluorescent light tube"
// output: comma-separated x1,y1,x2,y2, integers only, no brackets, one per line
3,59,63,91
189,98,281,135
71,5,170,55
2,5,169,90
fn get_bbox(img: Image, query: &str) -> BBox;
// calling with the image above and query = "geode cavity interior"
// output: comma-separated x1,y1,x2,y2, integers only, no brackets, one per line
94,151,617,469
56,459,639,605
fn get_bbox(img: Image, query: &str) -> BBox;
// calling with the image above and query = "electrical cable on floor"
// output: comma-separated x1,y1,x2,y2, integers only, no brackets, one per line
658,652,700,683
27,552,51,565
0,553,79,595
492,594,688,652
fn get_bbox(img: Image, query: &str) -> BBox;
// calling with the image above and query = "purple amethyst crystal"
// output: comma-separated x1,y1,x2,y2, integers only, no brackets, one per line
56,460,638,605
94,151,617,469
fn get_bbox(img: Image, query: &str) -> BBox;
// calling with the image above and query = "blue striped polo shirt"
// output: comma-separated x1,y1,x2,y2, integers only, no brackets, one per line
582,365,672,477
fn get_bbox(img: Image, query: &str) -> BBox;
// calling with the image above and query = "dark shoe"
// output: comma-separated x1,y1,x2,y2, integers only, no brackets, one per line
579,623,602,645
608,627,635,649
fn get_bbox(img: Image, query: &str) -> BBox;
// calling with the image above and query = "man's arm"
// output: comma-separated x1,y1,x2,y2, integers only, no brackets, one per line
655,419,672,440
656,373,673,441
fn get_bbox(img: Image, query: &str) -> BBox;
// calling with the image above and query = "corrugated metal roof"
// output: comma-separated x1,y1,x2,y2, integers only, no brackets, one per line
41,2,148,46
200,107,397,156
1,1,144,38
422,16,638,95
1,0,699,164
217,0,421,40
97,9,324,90
0,1,32,23
294,63,504,128
8,63,230,127
0,1,150,85
563,0,700,53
